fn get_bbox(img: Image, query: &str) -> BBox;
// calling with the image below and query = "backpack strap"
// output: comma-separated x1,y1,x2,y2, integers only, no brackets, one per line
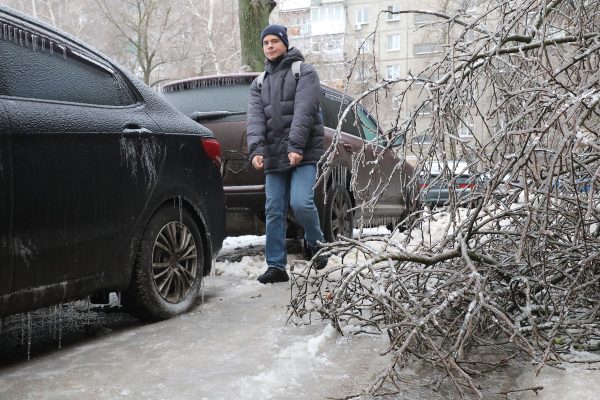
291,60,302,79
257,71,266,89
257,61,302,89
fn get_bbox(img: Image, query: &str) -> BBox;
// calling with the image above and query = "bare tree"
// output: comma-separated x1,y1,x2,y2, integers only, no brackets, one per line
290,0,600,398
93,0,187,86
185,0,241,76
239,0,276,71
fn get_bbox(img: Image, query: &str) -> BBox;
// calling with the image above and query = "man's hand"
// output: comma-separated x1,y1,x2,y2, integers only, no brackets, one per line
288,152,303,167
252,155,264,170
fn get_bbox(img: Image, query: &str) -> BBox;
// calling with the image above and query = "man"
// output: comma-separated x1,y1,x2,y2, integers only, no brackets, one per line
247,24,327,284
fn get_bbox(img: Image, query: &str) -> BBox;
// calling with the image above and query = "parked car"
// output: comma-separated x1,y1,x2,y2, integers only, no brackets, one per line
161,73,419,240
0,5,225,320
419,161,484,208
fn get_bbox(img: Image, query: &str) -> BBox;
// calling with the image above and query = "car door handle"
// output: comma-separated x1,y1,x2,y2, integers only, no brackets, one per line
122,126,153,134
341,142,353,153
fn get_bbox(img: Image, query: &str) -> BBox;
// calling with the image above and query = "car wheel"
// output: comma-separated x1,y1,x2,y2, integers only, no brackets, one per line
388,187,420,233
123,206,204,321
323,184,353,242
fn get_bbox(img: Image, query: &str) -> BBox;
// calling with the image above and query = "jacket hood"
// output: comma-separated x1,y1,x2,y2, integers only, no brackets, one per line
265,47,305,73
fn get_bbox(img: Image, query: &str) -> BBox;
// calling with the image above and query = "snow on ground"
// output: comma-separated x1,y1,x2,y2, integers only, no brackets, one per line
1,221,600,399
212,222,600,400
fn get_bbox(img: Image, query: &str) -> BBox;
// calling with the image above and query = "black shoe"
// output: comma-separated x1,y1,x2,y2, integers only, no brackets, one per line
257,267,289,284
306,244,329,270
302,239,312,260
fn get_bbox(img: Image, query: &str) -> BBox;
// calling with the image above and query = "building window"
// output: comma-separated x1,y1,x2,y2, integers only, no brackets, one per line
323,37,343,53
386,34,401,51
458,120,474,137
413,43,443,55
413,133,432,144
355,68,369,82
311,5,345,35
356,38,371,53
356,8,368,25
311,5,343,24
386,64,400,80
311,41,320,52
386,5,401,21
419,102,433,115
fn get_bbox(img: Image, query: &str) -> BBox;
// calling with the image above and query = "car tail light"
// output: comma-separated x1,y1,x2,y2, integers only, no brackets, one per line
458,183,474,189
201,138,222,169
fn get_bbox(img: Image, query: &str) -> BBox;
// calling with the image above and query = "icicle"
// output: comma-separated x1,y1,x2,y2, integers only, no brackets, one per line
71,302,77,331
58,305,63,349
52,305,57,340
40,307,45,331
210,257,217,278
49,306,53,336
27,312,32,361
178,196,183,223
200,276,205,304
86,296,91,326
20,314,24,346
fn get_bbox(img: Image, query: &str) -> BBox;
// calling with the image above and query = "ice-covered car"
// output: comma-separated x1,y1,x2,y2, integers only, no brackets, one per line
0,5,225,320
419,161,484,208
162,73,420,240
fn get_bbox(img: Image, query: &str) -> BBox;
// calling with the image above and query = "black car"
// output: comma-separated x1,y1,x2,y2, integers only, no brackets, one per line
419,161,485,208
161,74,419,241
0,5,225,320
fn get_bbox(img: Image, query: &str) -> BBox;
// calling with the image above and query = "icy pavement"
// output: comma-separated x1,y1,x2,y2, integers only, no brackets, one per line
0,275,392,400
1,232,600,399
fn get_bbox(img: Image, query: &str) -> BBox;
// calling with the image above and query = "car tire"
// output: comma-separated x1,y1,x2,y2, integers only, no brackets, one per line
123,206,204,321
388,186,420,233
323,184,353,242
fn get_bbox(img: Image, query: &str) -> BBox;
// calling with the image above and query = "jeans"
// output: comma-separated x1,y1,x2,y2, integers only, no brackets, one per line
265,164,324,270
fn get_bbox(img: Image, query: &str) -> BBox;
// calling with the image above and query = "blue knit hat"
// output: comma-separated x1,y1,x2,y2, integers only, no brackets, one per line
260,24,289,49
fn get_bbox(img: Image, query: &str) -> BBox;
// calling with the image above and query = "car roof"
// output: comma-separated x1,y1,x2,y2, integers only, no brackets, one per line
161,72,349,99
162,73,258,93
0,4,110,67
429,161,471,176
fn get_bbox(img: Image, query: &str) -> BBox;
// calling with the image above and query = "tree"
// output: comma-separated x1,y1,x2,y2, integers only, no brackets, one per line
239,0,276,71
93,0,186,86
186,0,241,76
290,0,600,398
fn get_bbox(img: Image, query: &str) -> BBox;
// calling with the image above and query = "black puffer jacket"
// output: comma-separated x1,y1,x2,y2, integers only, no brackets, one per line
247,48,325,172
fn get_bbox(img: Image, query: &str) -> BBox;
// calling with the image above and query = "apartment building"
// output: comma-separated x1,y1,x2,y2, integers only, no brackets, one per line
274,0,481,157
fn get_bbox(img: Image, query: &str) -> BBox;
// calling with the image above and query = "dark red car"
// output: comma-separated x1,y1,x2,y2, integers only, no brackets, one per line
162,73,418,241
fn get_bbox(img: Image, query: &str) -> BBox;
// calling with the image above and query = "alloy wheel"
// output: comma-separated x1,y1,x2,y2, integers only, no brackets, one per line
151,221,198,303
331,190,352,239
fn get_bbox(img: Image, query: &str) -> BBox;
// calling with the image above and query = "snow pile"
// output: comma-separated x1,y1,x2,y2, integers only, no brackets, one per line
234,324,337,399
215,255,265,279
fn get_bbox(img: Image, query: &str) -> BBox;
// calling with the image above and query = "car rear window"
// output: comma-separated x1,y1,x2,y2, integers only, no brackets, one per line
162,80,250,122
